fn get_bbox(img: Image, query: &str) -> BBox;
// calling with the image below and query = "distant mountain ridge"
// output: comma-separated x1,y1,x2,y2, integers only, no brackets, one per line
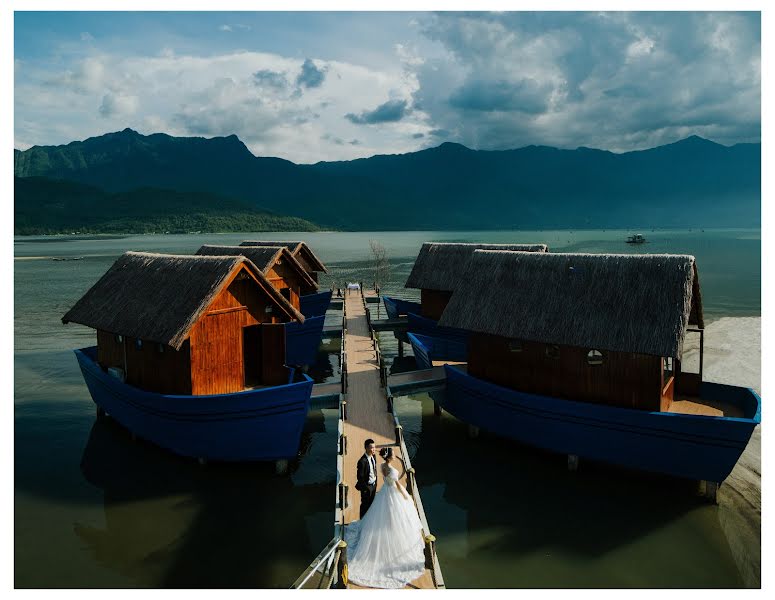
14,176,319,235
15,129,761,230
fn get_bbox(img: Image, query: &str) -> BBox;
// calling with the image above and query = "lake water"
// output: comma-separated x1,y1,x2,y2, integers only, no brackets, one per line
14,229,760,587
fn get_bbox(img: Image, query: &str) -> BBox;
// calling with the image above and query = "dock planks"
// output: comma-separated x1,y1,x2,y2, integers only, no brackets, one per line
339,289,438,589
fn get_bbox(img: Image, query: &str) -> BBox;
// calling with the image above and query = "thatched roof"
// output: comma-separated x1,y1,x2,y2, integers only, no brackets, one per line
196,244,318,291
62,252,303,350
239,240,327,273
438,251,703,359
405,242,549,291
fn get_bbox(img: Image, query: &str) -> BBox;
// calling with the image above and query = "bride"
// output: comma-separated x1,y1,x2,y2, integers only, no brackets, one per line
344,447,426,588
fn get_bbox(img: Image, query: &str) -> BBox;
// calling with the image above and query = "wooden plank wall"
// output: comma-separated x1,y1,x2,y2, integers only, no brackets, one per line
97,330,124,369
468,333,663,411
125,338,192,395
266,264,301,310
420,289,453,320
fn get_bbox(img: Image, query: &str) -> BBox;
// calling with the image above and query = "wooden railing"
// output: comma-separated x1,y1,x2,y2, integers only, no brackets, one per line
363,288,444,589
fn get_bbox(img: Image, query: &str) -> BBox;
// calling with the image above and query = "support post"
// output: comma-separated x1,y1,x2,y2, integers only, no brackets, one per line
433,402,443,416
567,454,579,472
275,459,289,475
386,395,394,413
467,424,479,439
423,534,436,570
398,341,404,358
96,406,105,418
336,540,348,589
702,480,719,504
406,467,415,495
395,424,403,446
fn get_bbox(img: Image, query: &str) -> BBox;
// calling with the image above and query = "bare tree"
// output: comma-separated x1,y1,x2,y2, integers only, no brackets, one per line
368,239,390,293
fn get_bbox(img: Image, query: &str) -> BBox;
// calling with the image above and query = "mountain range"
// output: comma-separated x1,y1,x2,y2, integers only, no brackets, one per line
14,128,761,232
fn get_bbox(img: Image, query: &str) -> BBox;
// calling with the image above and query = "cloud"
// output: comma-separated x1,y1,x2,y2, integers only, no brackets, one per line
253,69,288,90
80,32,94,42
218,25,232,32
345,99,409,124
99,93,139,118
219,24,251,33
449,78,552,113
296,58,327,89
412,132,425,139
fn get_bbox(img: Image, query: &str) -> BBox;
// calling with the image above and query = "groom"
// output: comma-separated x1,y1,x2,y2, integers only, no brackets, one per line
355,439,377,518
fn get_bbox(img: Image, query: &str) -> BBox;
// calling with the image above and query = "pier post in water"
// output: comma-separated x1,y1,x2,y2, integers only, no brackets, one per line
433,402,443,416
95,406,105,418
701,480,719,503
398,341,404,358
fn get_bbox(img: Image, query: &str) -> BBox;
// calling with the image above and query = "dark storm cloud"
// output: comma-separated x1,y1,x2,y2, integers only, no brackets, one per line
345,99,408,125
449,78,551,113
413,12,760,150
296,58,326,89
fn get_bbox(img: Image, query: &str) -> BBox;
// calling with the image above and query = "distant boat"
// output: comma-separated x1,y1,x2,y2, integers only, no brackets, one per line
626,233,647,244
52,256,84,261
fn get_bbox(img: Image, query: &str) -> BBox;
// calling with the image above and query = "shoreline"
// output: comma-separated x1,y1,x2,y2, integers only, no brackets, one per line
683,316,761,587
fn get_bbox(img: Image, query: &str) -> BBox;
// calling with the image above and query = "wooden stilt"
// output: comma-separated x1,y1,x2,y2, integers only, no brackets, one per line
398,342,404,358
433,402,443,416
96,406,105,418
702,480,719,503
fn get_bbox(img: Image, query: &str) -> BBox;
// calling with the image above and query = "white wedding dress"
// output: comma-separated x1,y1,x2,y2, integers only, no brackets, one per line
344,464,426,588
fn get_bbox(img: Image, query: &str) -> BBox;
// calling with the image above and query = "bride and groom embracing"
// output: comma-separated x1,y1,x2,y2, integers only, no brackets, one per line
344,439,427,588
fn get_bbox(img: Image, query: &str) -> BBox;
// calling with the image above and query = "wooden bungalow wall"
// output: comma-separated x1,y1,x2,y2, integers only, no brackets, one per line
188,269,287,395
265,263,302,310
97,330,192,395
468,333,664,411
420,289,453,320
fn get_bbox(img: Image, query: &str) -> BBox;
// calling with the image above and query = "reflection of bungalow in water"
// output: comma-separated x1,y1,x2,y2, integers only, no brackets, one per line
196,245,317,312
428,250,760,487
239,240,327,283
63,251,304,394
403,242,549,320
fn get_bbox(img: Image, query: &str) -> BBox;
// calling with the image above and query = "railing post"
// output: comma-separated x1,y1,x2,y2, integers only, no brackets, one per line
338,483,348,510
336,540,348,589
406,467,415,495
394,423,402,446
341,400,347,421
423,534,436,570
386,394,393,413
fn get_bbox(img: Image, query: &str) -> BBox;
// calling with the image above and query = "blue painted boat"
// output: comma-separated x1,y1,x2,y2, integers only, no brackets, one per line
382,295,421,320
407,312,469,346
285,315,326,367
299,290,332,318
408,332,467,370
442,365,760,483
74,346,314,462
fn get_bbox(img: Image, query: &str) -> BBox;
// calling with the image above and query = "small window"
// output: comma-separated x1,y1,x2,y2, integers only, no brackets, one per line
546,345,560,359
508,339,523,352
587,350,604,365
135,339,143,351
115,334,123,344
157,344,165,354
264,305,273,313
664,357,674,375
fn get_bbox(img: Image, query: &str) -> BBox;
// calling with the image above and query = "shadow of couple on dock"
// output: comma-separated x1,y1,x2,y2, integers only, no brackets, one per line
73,412,334,588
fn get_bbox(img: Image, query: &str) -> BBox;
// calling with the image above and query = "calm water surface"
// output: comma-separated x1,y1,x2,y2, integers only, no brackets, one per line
15,229,759,587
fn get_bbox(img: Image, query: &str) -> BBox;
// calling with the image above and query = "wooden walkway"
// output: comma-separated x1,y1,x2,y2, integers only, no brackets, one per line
338,289,441,589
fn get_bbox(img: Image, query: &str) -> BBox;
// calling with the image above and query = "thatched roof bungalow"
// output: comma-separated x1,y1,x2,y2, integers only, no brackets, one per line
404,242,549,320
438,250,704,412
63,252,304,396
240,240,327,282
196,245,317,310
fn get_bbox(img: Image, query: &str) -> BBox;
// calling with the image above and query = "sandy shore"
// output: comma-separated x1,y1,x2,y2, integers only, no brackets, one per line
683,316,760,587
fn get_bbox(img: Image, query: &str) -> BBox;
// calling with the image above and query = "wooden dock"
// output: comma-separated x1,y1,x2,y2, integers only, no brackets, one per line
295,288,444,589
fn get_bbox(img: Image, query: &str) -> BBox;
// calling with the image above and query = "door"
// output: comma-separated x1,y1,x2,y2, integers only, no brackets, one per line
243,325,262,387
262,323,288,386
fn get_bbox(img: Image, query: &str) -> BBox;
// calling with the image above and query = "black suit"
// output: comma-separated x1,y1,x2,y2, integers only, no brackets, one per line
355,453,377,518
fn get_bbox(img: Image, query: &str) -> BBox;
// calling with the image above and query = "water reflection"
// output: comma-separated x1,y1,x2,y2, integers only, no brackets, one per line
76,412,335,587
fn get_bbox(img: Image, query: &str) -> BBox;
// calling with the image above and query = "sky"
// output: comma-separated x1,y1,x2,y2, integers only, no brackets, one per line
13,11,761,163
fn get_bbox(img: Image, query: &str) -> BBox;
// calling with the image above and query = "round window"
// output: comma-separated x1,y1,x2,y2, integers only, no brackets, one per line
587,350,603,365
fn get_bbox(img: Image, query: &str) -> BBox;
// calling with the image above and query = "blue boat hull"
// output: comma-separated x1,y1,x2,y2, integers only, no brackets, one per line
300,290,332,318
382,295,421,320
408,332,467,369
407,312,469,346
74,347,314,462
285,315,326,367
443,365,760,483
